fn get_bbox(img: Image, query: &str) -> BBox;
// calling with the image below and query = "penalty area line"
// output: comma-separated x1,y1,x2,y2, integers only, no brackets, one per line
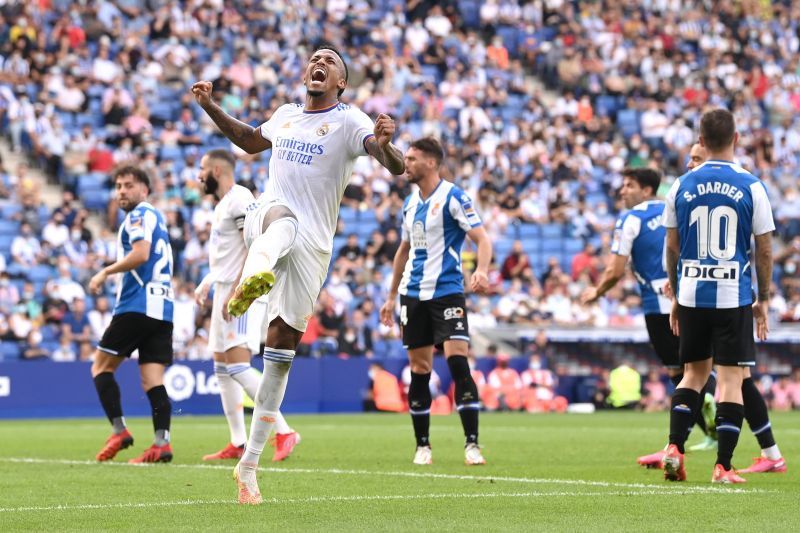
1,457,766,495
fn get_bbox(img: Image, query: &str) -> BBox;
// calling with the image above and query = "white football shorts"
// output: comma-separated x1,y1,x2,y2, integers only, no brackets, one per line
243,198,332,333
209,281,266,354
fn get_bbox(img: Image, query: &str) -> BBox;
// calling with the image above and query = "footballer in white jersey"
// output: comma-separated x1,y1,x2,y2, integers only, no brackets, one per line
193,45,404,504
195,150,299,464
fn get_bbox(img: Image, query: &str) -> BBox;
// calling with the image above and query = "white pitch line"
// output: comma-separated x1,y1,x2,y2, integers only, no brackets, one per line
0,489,756,514
0,457,763,495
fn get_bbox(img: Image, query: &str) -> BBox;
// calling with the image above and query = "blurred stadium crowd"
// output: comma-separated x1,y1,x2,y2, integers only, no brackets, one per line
1,0,799,386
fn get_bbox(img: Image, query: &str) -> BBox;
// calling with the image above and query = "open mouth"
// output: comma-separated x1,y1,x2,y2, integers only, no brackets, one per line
311,67,327,83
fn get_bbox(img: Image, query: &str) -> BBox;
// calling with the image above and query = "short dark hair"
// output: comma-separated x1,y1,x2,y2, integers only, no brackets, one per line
621,167,661,196
113,165,150,192
314,44,348,97
699,108,736,152
409,137,444,166
205,149,236,169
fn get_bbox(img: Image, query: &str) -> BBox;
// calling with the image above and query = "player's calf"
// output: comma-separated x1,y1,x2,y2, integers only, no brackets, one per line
447,355,480,447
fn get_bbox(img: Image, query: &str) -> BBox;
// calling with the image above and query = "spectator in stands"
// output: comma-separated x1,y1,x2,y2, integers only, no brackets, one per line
315,290,344,356
45,257,85,305
88,295,112,344
338,308,373,358
61,297,92,360
571,242,599,283
641,370,669,412
22,329,48,360
52,335,78,362
770,375,794,412
500,240,534,283
8,305,33,341
0,272,20,315
10,222,44,268
521,354,568,413
41,211,69,252
469,297,498,330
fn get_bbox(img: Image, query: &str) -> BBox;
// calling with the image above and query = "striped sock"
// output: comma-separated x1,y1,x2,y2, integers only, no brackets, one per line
668,388,701,454
448,355,480,445
742,377,778,454
715,402,744,470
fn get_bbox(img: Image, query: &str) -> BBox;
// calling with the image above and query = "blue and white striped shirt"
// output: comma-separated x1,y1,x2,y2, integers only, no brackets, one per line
663,160,774,309
611,200,671,315
114,202,174,322
398,181,482,301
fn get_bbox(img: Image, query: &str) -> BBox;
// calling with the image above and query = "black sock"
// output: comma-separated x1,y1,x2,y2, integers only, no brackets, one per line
669,388,701,454
715,402,744,470
447,355,479,445
146,385,171,445
669,373,683,388
704,370,717,398
93,372,124,431
742,377,776,450
408,372,432,448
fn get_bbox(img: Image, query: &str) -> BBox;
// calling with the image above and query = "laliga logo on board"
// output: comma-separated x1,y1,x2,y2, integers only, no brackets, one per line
164,365,220,402
0,376,9,397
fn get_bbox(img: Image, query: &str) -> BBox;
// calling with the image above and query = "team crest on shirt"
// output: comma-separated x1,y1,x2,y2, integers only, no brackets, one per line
281,121,292,128
316,123,330,136
431,202,441,216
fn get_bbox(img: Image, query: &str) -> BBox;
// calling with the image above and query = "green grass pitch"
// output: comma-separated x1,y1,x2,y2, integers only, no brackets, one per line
1,412,797,531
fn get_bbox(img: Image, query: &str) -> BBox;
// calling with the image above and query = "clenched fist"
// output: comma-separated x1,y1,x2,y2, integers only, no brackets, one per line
374,113,396,148
191,81,214,108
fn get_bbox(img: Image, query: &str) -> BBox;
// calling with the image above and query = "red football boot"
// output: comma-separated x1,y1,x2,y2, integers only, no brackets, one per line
637,449,666,469
272,432,301,462
662,444,686,481
128,443,173,464
712,464,746,484
96,429,134,462
203,443,245,461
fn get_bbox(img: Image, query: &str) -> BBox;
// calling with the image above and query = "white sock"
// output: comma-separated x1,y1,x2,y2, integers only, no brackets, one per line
762,444,782,460
214,362,247,447
241,217,297,282
228,363,261,399
241,348,294,466
274,411,292,434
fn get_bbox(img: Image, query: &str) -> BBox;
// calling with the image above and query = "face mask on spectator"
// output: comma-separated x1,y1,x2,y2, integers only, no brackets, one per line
71,230,81,241
529,360,542,370
0,278,8,287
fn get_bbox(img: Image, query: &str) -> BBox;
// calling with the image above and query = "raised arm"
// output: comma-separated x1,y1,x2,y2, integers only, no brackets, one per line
191,81,271,154
365,113,405,175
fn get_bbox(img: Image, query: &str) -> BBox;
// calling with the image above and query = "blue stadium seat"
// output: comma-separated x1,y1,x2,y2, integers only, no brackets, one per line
159,145,183,161
83,189,111,211
617,109,640,139
541,224,564,239
497,26,520,56
28,264,56,283
0,235,13,253
0,219,19,235
1,204,21,218
518,224,541,239
564,239,584,256
0,341,21,360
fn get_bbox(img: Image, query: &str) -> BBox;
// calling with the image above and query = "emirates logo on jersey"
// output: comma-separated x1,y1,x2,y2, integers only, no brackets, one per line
316,123,330,136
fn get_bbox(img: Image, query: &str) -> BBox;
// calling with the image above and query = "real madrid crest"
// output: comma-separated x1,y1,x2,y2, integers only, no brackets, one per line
316,123,330,136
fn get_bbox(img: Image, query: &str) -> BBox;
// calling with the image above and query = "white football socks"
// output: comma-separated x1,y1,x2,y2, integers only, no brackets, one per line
227,362,260,399
241,217,298,282
762,444,782,460
214,362,247,447
240,348,294,468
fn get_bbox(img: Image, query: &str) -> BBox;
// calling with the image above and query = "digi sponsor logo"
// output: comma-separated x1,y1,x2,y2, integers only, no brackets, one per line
443,307,464,320
0,376,9,397
682,263,739,282
164,365,220,402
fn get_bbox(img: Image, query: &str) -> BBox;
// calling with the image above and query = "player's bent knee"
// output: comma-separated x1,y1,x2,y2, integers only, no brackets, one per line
262,205,297,231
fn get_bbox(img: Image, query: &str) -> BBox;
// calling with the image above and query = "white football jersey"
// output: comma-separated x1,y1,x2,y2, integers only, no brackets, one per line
259,102,375,252
209,184,254,283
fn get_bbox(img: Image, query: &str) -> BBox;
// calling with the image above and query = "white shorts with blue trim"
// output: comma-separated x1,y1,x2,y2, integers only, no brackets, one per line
209,281,266,354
